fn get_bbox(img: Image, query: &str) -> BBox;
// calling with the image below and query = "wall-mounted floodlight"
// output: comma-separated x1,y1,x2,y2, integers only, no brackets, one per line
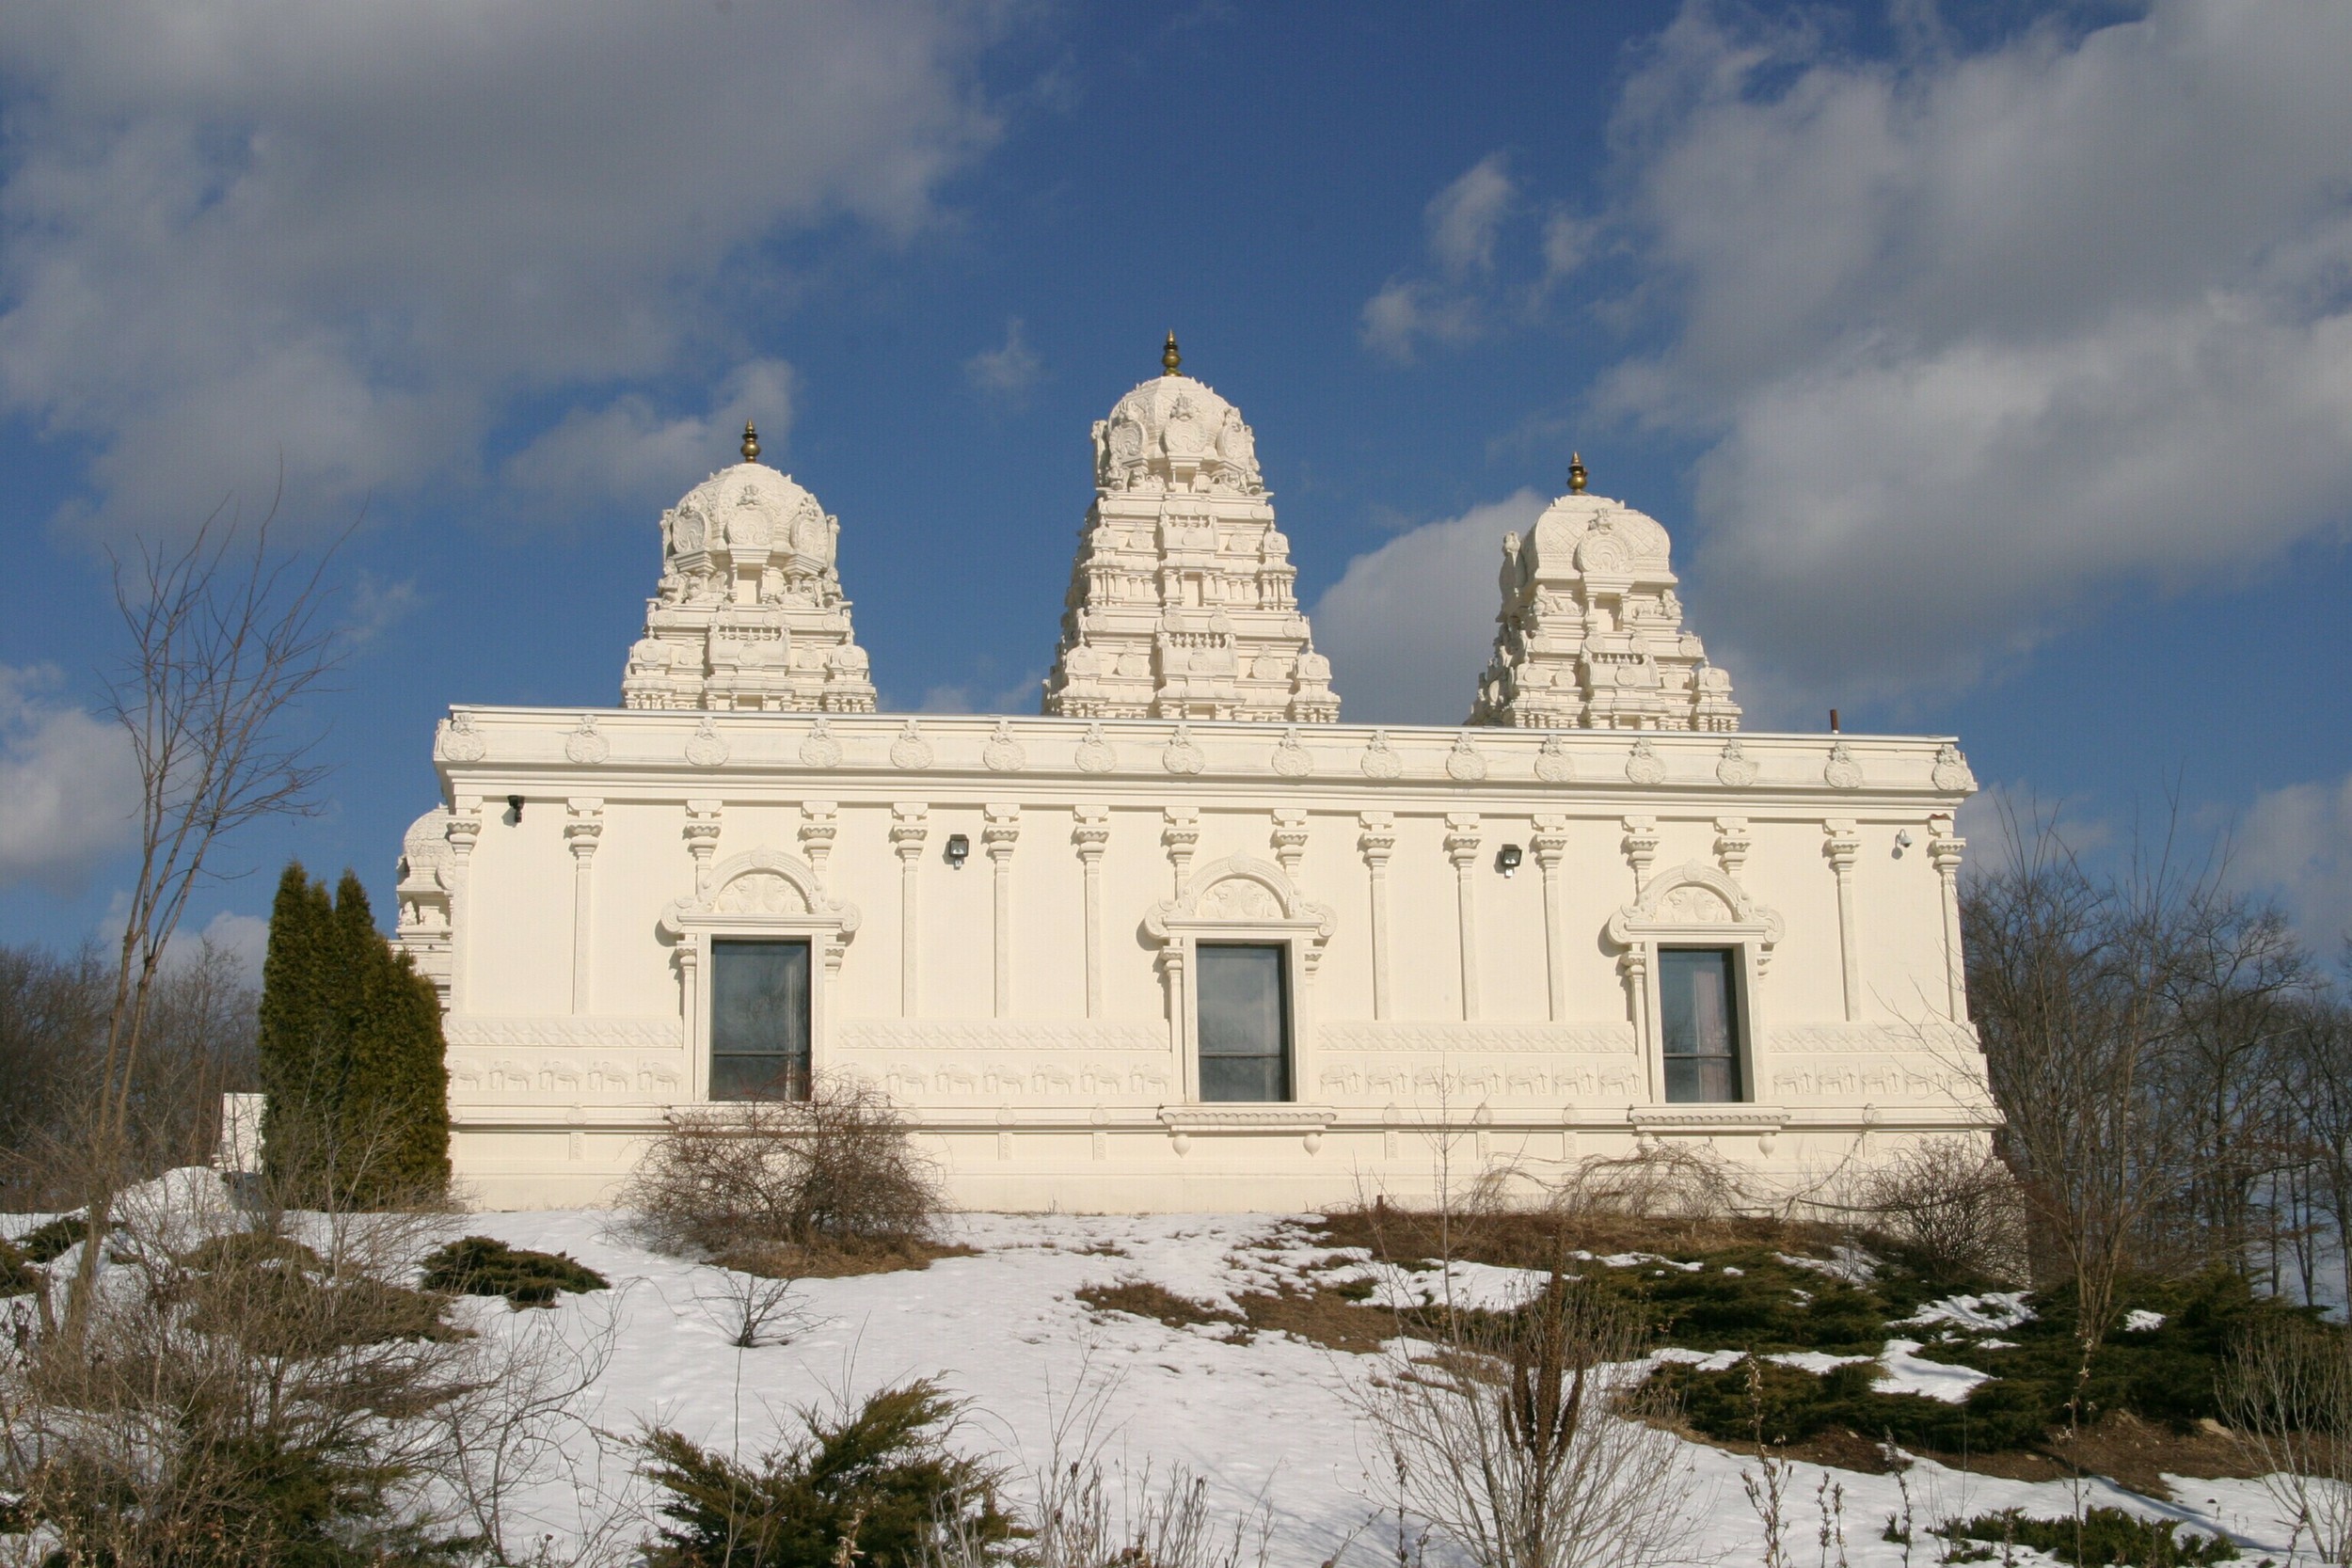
1894,829,1913,858
945,832,971,869
506,794,525,824
1496,844,1524,878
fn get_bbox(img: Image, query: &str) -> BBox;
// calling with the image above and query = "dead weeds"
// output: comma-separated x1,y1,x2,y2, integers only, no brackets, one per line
1309,1203,1844,1273
717,1236,978,1279
1076,1276,1399,1354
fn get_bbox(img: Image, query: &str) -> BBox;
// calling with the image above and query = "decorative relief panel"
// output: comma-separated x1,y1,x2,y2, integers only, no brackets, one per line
876,1060,1174,1101
1315,1061,1643,1103
889,719,933,769
836,1021,1167,1053
1317,1022,1638,1054
444,1017,684,1051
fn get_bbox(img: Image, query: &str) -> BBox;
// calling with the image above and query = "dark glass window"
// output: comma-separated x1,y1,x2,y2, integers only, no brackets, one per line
1197,944,1290,1103
1660,947,1742,1103
709,939,810,1101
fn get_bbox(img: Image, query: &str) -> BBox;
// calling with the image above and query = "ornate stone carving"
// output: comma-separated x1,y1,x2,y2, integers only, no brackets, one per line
564,714,609,765
1146,854,1336,974
715,870,808,914
798,717,843,768
621,454,876,714
1931,742,1977,793
1534,732,1575,783
1446,732,1487,781
1824,741,1863,789
1715,738,1757,787
1469,485,1740,733
1271,726,1312,777
1360,729,1402,780
1270,807,1309,876
685,713,728,768
1625,736,1666,784
443,1016,682,1050
1044,364,1339,723
661,847,860,975
1317,1022,1638,1055
437,710,485,762
1161,723,1205,775
1200,877,1281,920
889,718,933,770
837,1020,1167,1053
981,719,1027,772
1073,721,1117,773
1606,862,1785,961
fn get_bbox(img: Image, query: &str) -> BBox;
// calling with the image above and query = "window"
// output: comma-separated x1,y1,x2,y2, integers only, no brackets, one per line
1197,943,1290,1102
1660,947,1742,1103
709,939,811,1101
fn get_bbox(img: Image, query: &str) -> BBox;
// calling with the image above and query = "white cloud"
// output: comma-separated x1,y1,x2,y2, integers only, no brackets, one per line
1427,152,1514,279
502,358,797,516
0,663,139,890
2239,773,2352,953
340,571,421,648
964,317,1041,397
1599,0,2352,703
1361,151,1517,362
0,2,1004,537
1311,489,1548,725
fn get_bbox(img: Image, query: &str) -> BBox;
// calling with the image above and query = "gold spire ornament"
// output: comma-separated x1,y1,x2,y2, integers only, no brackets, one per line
740,420,760,462
1162,331,1181,376
1567,451,1587,494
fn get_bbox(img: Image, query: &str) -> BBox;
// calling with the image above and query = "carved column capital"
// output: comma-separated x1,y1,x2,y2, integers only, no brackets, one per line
1621,815,1660,891
1073,803,1110,862
1926,812,1965,877
1162,805,1199,889
1271,807,1309,877
1530,812,1570,868
983,802,1022,862
1444,811,1483,867
1357,810,1396,864
1714,816,1753,881
564,797,604,859
1823,817,1861,872
889,800,930,861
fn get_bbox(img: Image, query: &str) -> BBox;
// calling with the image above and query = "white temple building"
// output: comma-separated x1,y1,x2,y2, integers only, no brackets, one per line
397,339,1993,1211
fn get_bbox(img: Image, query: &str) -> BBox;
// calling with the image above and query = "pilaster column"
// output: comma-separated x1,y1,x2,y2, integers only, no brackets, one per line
1359,812,1396,1021
1445,812,1483,1022
1532,813,1570,1023
799,800,838,893
444,800,483,1013
1927,813,1968,1021
564,798,603,1014
1620,946,1656,1099
683,800,723,898
890,803,928,1018
676,941,702,1097
1162,806,1199,897
1271,808,1308,878
1622,816,1660,895
1824,818,1862,1022
1073,805,1110,1020
984,803,1021,1020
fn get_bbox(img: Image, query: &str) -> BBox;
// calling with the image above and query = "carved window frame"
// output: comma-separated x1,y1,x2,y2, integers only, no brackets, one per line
1143,854,1334,1104
660,847,861,1103
1605,862,1782,1105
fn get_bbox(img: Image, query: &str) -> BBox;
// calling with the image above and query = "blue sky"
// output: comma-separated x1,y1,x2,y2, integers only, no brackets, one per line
4,0,2350,966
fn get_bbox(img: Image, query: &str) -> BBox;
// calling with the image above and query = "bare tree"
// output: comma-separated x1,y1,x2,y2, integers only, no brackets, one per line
67,504,342,1321
1359,1266,1700,1568
2220,1317,2352,1565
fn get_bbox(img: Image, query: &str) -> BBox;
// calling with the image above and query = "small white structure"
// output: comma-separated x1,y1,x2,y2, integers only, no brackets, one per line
400,342,1992,1211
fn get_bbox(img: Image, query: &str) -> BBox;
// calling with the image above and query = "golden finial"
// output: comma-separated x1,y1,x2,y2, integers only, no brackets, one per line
1566,451,1587,494
739,420,760,463
1162,330,1181,376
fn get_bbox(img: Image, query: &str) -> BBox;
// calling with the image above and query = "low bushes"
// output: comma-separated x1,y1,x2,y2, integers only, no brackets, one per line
639,1379,1009,1568
621,1073,943,1273
418,1234,608,1307
17,1213,87,1263
1931,1507,2237,1565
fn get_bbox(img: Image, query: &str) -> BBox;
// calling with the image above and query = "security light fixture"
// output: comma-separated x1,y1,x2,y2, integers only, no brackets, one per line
506,794,525,824
1496,844,1524,878
945,832,970,868
1894,829,1913,854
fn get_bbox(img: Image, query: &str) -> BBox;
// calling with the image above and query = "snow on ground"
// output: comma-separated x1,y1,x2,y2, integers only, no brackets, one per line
4,1201,2312,1563
1895,1290,2035,1333
437,1211,2303,1564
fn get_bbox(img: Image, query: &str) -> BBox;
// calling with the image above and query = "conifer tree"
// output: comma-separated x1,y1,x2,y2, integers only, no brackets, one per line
257,862,450,1202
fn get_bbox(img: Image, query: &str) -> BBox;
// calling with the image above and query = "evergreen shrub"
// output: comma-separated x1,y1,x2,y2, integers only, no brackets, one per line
419,1234,608,1307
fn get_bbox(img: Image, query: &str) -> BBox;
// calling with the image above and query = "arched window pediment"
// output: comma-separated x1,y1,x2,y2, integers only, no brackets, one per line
660,847,860,941
1606,861,1782,955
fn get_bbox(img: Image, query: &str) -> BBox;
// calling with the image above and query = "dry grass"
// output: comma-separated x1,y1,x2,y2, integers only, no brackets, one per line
1076,1279,1241,1332
1311,1203,1838,1273
716,1235,978,1279
1076,1275,1398,1354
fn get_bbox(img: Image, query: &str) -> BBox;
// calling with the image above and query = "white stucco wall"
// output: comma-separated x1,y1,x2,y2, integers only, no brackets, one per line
397,709,1992,1212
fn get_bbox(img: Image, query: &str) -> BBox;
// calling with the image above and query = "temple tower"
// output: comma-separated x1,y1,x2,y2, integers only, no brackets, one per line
1469,456,1740,730
620,422,877,713
1041,336,1338,721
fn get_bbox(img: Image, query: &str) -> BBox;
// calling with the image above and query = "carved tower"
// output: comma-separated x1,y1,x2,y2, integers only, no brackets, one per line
1041,338,1338,721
